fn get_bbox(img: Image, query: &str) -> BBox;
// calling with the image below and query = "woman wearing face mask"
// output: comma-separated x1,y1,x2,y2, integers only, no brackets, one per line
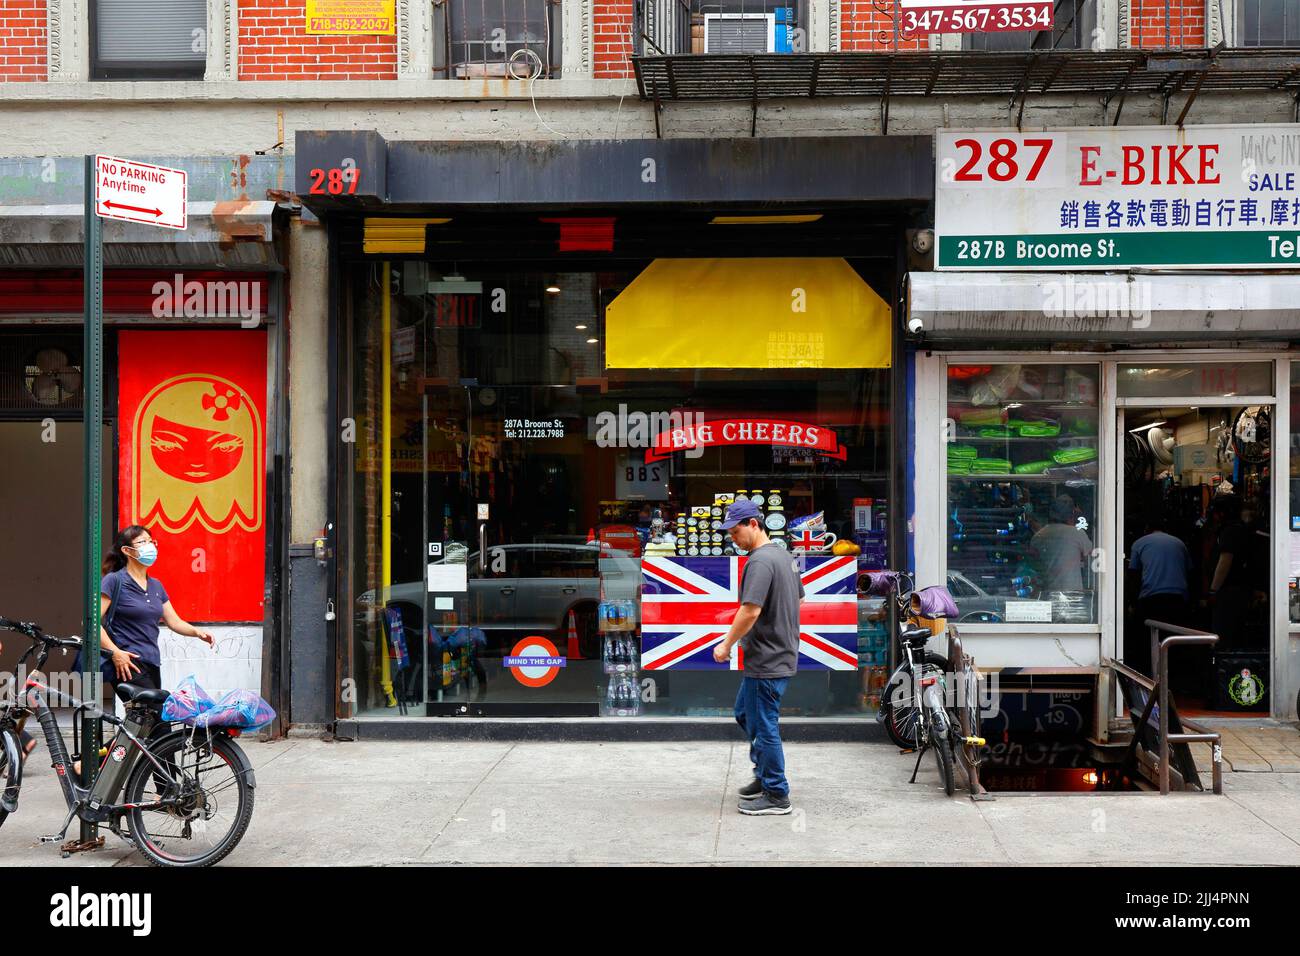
99,525,214,691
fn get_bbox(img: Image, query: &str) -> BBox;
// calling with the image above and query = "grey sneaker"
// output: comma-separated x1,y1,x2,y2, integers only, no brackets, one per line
738,792,792,815
738,778,764,799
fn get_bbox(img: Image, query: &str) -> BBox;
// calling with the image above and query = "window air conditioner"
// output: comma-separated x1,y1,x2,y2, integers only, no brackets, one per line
703,10,796,54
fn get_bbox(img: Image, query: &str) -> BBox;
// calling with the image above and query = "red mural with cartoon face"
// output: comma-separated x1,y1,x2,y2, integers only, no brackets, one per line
118,332,267,622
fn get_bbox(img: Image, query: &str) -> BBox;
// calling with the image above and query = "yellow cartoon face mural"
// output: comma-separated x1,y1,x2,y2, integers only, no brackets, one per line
132,374,264,534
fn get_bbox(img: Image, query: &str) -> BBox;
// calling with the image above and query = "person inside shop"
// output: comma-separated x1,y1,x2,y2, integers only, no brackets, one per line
1029,495,1093,594
1206,495,1252,650
713,498,803,817
1127,512,1192,674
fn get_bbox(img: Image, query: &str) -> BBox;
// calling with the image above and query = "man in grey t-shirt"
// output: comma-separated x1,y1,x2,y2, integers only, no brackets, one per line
713,498,804,815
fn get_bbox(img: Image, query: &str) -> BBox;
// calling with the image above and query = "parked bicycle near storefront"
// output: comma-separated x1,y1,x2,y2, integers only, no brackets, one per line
0,617,256,867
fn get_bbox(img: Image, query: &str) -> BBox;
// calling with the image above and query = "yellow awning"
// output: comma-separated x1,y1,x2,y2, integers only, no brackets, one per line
605,258,891,369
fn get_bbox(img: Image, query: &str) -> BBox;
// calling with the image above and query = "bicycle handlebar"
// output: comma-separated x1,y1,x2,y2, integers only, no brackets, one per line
0,617,82,648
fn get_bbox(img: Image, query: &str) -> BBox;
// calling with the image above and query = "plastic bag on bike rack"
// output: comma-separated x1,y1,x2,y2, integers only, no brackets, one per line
161,674,215,723
193,688,276,731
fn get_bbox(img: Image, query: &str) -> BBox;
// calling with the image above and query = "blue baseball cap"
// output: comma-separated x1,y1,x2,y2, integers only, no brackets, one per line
718,498,762,530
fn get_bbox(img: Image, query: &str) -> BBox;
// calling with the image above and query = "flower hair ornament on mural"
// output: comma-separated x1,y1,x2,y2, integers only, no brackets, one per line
133,374,265,535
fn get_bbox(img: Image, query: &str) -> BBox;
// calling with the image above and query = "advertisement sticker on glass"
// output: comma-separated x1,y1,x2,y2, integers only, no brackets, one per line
1004,600,1053,623
428,563,468,593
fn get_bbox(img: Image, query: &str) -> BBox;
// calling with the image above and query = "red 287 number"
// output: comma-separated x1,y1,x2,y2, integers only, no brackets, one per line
952,138,1053,182
308,166,359,195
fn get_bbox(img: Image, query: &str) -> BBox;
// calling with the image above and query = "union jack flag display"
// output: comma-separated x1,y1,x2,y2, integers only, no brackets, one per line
640,555,859,671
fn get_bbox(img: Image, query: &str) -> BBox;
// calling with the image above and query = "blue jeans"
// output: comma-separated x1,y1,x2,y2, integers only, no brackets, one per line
734,676,791,798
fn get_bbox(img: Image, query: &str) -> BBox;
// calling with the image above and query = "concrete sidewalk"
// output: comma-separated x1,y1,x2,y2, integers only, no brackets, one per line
2,737,1298,866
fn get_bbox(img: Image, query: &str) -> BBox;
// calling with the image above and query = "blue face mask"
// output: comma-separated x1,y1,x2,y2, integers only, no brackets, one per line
131,543,158,567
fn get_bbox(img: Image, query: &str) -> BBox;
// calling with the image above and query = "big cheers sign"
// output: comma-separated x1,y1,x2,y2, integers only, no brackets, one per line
645,418,845,463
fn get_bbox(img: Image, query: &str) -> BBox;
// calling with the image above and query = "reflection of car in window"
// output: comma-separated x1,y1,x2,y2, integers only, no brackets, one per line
356,543,640,658
946,571,1004,623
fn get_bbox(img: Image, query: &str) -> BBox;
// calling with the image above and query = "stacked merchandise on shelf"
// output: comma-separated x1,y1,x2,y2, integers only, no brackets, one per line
600,598,641,716
946,363,1101,617
674,490,787,555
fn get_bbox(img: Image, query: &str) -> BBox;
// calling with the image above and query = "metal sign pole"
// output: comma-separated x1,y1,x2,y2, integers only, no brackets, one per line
80,154,104,845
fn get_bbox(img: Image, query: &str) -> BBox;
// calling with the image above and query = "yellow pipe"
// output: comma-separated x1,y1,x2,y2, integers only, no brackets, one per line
380,261,395,705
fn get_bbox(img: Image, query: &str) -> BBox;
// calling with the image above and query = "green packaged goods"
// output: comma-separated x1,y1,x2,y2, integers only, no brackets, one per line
958,409,1005,426
1051,446,1098,465
977,426,1016,438
947,445,978,460
1016,423,1061,437
1012,460,1053,474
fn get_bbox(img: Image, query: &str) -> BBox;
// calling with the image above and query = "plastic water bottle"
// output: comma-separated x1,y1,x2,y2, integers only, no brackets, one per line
605,676,618,715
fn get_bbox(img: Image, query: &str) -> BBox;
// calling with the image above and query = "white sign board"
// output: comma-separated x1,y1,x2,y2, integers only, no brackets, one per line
1004,600,1053,623
901,1,1050,34
95,154,187,230
427,563,468,593
936,125,1300,270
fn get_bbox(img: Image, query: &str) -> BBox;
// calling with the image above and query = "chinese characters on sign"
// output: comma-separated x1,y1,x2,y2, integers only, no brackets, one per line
936,125,1300,269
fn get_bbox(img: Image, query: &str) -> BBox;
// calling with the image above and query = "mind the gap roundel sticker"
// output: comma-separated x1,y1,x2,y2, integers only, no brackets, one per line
505,636,566,687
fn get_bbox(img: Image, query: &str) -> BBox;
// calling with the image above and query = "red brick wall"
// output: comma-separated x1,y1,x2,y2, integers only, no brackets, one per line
0,0,47,82
593,0,634,79
1131,0,1205,48
842,3,928,51
239,0,397,80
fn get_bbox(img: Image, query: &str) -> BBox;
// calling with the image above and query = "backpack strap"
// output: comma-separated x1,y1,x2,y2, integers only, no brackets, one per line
102,568,125,632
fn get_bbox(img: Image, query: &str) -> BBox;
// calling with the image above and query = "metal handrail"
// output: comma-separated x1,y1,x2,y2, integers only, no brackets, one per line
1146,619,1223,795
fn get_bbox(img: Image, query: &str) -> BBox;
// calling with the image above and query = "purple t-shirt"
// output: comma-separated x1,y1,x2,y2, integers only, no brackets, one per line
101,569,170,669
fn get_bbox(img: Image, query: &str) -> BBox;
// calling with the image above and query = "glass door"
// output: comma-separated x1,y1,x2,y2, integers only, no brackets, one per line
1116,362,1275,715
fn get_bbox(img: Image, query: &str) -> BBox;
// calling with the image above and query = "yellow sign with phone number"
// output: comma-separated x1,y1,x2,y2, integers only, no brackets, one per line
305,0,396,35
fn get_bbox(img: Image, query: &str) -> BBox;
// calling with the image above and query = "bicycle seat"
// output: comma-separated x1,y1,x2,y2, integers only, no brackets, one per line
114,684,170,708
899,624,932,645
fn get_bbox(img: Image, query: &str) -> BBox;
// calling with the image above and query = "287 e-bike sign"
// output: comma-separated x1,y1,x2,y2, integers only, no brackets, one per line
935,125,1300,270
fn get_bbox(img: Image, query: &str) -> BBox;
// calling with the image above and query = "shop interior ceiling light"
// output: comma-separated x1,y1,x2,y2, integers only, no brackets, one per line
546,284,561,293
586,338,599,344
575,324,588,330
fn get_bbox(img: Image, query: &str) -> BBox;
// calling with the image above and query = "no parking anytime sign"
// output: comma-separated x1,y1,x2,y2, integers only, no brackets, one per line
95,155,187,231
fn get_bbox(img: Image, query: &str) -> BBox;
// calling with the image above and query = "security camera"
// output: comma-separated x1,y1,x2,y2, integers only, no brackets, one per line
907,316,924,335
911,229,934,255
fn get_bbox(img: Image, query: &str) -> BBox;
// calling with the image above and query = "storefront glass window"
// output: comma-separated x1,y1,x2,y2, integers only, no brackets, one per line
346,261,893,718
1118,362,1273,399
946,363,1100,625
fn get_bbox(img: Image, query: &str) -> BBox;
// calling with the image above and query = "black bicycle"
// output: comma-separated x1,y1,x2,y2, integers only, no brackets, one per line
867,572,984,797
0,617,256,867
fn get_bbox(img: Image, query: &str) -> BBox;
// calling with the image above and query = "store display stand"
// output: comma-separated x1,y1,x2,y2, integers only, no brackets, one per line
600,600,640,716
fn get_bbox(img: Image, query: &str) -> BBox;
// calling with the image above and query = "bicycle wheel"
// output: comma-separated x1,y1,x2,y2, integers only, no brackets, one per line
0,748,8,831
882,653,950,749
931,715,955,797
124,730,254,867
